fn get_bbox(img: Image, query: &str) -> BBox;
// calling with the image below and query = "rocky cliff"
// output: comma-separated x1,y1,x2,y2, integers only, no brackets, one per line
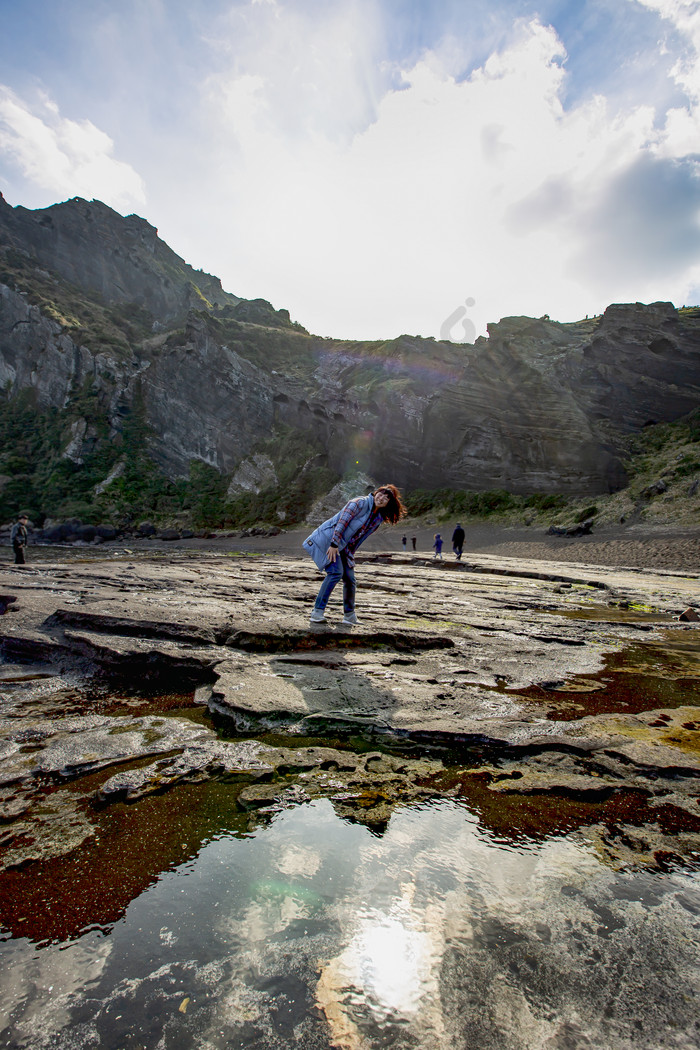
1,194,700,523
0,192,239,321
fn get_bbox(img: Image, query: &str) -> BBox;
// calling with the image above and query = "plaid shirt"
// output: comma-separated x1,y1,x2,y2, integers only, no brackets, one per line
331,499,383,568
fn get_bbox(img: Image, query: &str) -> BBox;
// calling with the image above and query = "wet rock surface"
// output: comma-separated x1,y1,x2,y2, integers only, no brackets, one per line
1,548,700,1049
0,547,698,867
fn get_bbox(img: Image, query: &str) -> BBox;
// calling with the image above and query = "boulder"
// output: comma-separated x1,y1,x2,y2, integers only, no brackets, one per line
157,528,181,541
306,474,376,525
567,519,594,536
641,479,668,498
227,453,278,497
40,525,64,543
137,521,156,537
547,519,594,537
42,521,80,543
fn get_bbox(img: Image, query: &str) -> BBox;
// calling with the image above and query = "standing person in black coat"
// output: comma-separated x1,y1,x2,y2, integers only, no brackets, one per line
452,522,465,560
10,514,29,564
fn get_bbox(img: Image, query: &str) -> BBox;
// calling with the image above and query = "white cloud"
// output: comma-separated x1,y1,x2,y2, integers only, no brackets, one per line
0,86,146,212
197,12,698,340
633,1,700,159
205,0,386,144
2,2,699,338
635,0,700,83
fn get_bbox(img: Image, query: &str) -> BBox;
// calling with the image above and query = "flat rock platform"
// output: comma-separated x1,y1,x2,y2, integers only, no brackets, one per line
1,542,699,880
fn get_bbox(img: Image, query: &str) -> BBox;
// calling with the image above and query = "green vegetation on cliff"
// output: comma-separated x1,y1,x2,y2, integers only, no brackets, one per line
2,384,697,532
0,245,154,355
404,488,567,519
2,196,699,536
0,386,227,527
0,386,338,529
607,406,700,526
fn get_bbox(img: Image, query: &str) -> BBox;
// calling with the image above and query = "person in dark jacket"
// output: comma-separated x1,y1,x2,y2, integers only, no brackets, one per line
452,523,465,560
303,485,406,625
10,514,29,564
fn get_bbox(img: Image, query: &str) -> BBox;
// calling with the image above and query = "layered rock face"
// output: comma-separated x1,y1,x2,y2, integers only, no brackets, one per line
578,301,700,426
299,304,700,493
2,195,700,496
0,192,240,321
142,313,278,477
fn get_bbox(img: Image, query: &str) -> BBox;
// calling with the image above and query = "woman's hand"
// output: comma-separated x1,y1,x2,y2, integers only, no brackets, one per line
326,545,339,562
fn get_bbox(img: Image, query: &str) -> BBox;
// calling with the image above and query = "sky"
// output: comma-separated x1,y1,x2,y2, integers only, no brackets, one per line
0,0,699,342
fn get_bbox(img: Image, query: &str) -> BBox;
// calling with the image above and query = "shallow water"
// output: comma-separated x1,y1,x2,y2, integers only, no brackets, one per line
511,628,700,721
1,791,699,1050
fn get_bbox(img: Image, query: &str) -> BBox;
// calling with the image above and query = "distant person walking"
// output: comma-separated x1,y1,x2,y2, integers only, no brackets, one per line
452,522,465,560
11,513,29,565
402,534,407,551
303,485,406,625
432,533,443,560
411,536,416,551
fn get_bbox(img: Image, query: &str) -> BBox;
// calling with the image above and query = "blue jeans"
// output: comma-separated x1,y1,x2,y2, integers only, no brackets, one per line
314,550,356,612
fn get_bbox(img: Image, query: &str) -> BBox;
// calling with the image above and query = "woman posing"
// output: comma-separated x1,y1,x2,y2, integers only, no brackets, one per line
303,484,406,625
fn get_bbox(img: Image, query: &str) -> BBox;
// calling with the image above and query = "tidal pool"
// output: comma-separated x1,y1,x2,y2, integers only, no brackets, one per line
1,791,699,1050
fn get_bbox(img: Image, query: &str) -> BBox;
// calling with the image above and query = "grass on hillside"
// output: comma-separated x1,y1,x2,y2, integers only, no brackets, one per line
600,410,700,528
0,245,155,355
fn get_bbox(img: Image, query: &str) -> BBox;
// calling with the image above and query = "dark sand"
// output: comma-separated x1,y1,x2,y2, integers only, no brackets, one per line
455,524,700,574
92,522,699,575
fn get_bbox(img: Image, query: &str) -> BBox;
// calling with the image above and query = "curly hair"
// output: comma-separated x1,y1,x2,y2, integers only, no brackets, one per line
373,484,407,524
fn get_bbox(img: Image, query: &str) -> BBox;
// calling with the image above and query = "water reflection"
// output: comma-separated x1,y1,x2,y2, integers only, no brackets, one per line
1,795,699,1049
334,899,437,1017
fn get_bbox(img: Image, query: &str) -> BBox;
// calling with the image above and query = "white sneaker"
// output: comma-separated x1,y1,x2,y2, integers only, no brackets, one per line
342,611,360,625
310,609,327,623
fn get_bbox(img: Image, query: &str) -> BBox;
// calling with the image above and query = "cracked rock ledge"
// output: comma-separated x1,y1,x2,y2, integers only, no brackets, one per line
0,549,699,873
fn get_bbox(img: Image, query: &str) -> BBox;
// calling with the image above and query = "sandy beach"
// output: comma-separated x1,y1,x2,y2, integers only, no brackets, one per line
188,522,700,575
459,525,700,574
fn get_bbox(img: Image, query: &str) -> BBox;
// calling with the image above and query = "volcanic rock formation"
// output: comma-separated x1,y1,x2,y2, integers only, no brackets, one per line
2,193,700,499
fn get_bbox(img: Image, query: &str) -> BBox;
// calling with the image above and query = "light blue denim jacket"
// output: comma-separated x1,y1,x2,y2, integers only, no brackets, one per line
302,494,376,570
